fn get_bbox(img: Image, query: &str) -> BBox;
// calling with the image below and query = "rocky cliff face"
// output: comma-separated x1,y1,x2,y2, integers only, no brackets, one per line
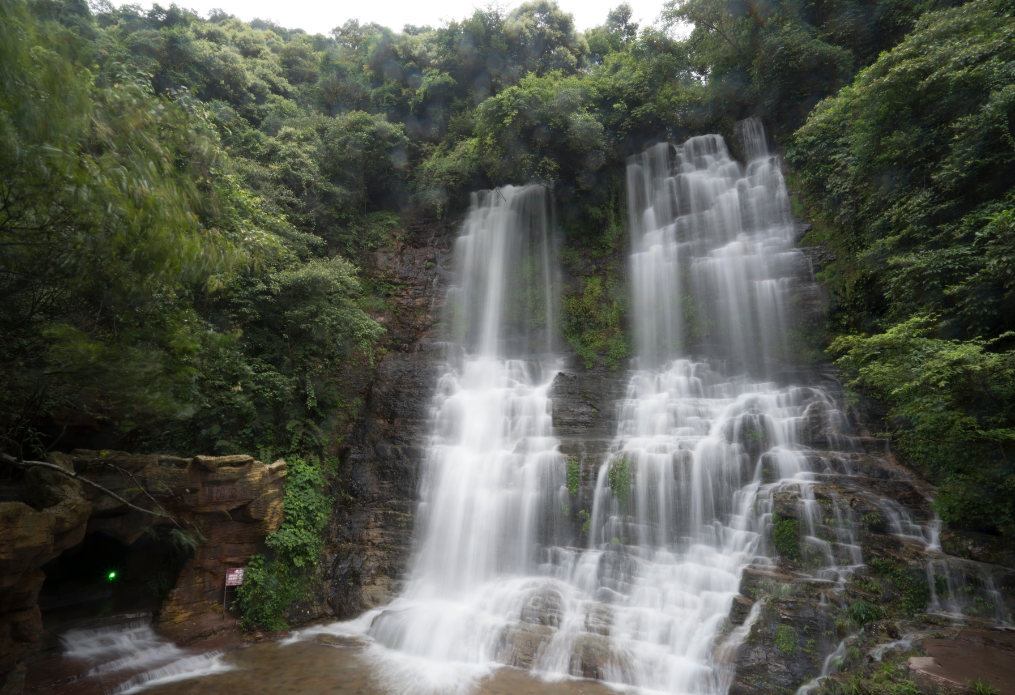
294,216,457,622
0,450,285,693
304,216,1015,693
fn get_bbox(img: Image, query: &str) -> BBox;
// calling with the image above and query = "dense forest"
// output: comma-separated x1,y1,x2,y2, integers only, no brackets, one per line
2,0,1014,627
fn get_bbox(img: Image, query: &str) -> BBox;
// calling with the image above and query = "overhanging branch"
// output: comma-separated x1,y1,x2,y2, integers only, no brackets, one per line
0,452,179,522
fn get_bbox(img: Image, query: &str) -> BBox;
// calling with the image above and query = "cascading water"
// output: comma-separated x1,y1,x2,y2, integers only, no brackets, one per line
529,125,850,694
342,185,569,693
56,617,232,694
297,123,1004,695
314,126,858,695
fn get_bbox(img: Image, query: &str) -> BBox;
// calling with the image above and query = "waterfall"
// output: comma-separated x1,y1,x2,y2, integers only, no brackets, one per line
628,135,796,370
313,124,978,695
352,185,568,693
528,126,839,693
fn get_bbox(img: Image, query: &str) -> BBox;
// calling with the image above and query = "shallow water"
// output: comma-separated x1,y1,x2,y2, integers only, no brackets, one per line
135,640,618,695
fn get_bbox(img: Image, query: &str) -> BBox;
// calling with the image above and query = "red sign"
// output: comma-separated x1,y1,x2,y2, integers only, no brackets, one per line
225,568,246,586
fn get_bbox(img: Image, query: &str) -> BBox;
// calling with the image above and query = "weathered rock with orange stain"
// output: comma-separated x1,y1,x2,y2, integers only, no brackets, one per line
0,450,286,690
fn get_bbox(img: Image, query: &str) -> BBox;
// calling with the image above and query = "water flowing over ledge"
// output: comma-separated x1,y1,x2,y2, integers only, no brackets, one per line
270,123,1009,695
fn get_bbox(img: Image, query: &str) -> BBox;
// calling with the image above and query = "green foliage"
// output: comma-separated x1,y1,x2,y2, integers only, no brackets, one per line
790,0,1015,337
235,456,330,630
567,458,580,495
820,660,922,695
772,514,801,561
473,72,607,188
608,455,632,506
579,509,591,536
868,557,930,615
845,645,863,666
562,275,629,369
787,0,1015,537
775,624,798,654
970,677,1001,695
844,599,883,626
0,0,385,460
0,0,261,453
664,0,955,137
831,317,1015,534
861,512,888,533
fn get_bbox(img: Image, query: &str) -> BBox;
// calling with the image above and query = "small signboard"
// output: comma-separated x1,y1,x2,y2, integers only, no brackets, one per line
225,568,246,586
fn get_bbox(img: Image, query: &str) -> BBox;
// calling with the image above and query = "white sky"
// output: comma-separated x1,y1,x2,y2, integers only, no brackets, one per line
116,0,674,35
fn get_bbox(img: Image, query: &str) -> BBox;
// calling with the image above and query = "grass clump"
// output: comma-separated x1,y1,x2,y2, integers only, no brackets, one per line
775,624,798,655
772,514,801,561
608,456,632,506
567,459,580,495
868,557,930,615
844,599,883,626
970,677,1000,695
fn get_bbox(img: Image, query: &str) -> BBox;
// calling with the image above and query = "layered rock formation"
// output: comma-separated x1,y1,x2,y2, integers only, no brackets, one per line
304,215,1015,692
288,216,456,622
0,472,89,695
0,450,285,693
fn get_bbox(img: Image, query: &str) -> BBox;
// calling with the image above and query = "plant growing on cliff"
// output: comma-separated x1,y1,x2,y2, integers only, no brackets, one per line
772,514,801,561
831,317,1015,535
774,624,798,655
843,599,882,626
562,272,629,370
608,456,632,507
788,0,1015,540
867,558,930,615
567,459,580,495
235,456,330,630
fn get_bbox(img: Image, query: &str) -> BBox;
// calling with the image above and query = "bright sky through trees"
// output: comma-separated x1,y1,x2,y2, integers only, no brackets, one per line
111,0,670,34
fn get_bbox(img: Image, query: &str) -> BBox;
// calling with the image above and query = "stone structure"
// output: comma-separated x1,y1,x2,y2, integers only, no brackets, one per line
0,450,285,693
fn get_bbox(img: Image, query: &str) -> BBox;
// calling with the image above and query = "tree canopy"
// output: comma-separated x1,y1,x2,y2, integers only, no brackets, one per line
3,0,1014,543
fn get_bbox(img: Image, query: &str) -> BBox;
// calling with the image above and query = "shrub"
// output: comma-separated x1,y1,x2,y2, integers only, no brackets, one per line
235,456,330,630
772,514,801,561
608,456,632,506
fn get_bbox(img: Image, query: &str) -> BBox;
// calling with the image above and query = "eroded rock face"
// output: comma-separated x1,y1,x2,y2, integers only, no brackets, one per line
726,410,1015,694
0,454,92,695
0,450,286,689
272,216,456,624
153,456,287,636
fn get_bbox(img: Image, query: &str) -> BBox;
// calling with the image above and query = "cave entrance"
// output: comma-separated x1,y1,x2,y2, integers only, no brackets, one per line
38,528,187,629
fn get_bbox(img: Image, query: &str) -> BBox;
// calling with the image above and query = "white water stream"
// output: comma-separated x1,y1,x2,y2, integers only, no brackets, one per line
59,618,233,694
322,130,843,695
292,124,969,695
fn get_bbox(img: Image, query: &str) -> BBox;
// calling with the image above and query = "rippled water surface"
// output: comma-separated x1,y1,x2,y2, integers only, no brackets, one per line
136,640,617,695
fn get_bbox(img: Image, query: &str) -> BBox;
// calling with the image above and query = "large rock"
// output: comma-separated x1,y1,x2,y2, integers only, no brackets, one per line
0,449,287,686
0,455,91,694
155,457,287,635
939,529,1015,571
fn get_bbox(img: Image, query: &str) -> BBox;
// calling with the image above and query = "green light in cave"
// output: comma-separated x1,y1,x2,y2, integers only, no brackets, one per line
108,571,117,580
